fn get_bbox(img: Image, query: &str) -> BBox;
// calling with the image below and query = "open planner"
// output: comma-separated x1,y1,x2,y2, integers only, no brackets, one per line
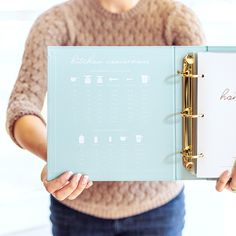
47,46,236,181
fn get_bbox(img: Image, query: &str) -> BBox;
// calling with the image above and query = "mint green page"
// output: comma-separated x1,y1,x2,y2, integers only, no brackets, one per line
47,46,177,181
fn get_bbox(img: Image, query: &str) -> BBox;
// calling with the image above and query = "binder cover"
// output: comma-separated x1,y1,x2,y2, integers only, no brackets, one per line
47,46,236,181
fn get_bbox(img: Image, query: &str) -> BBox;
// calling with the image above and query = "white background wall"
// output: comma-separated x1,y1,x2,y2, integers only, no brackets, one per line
0,0,235,235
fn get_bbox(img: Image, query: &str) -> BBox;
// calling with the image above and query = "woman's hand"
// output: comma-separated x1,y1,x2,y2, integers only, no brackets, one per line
13,116,93,200
40,164,93,201
215,161,236,193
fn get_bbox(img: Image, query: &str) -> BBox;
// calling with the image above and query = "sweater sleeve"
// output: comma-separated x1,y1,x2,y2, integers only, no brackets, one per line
164,2,206,46
5,5,68,148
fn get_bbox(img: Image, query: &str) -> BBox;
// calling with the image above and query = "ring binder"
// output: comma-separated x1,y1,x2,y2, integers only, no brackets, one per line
47,46,236,181
178,53,205,174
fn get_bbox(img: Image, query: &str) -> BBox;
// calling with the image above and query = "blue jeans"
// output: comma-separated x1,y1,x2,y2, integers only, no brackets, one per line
49,187,185,236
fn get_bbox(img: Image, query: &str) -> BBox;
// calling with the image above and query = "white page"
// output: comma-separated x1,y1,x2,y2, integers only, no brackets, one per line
197,52,236,178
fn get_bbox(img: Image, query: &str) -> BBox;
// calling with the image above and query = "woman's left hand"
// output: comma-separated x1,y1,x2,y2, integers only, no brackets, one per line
215,161,236,193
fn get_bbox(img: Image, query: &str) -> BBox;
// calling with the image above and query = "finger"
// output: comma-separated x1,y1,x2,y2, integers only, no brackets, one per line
40,165,47,182
216,170,231,192
229,160,236,190
53,173,81,201
43,171,73,194
67,175,90,200
85,180,93,189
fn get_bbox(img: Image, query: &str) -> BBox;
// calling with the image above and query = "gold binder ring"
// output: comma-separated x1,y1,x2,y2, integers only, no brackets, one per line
181,113,204,118
181,146,204,160
182,153,204,159
181,108,204,119
177,70,204,79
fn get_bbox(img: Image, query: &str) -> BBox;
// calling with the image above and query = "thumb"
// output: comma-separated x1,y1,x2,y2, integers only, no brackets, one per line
40,164,47,182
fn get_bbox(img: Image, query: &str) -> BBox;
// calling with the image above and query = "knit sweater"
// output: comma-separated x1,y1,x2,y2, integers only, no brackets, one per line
6,0,205,219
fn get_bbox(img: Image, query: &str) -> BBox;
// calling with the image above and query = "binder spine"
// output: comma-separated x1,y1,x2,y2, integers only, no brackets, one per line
178,53,204,174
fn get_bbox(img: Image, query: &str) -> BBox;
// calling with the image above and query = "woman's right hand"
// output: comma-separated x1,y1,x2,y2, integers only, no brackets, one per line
40,164,93,201
12,115,93,200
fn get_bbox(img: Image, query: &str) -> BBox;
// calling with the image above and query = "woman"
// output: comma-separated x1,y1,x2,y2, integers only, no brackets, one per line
6,0,235,235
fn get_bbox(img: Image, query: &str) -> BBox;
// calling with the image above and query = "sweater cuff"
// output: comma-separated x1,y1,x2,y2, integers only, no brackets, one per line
6,100,46,149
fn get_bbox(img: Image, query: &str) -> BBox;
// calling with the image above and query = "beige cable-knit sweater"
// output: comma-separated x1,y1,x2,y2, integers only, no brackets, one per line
6,0,205,219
